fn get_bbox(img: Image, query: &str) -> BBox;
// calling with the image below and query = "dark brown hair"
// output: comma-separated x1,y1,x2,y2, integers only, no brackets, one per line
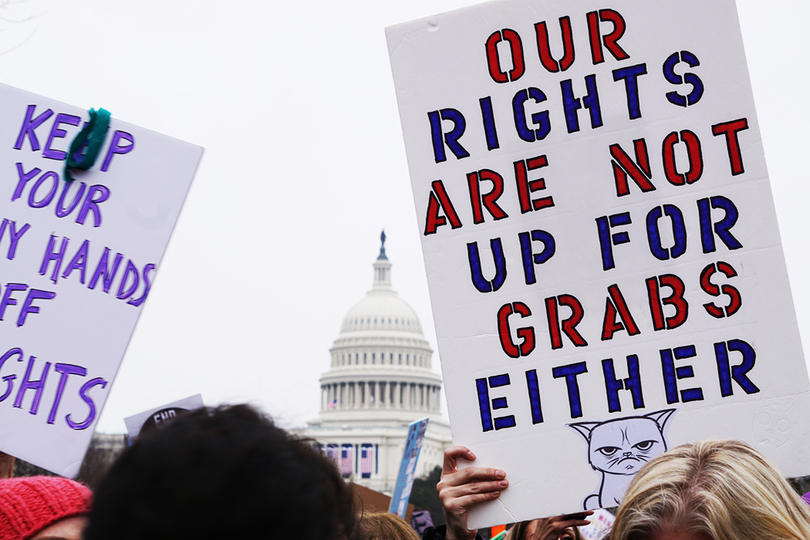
86,405,355,540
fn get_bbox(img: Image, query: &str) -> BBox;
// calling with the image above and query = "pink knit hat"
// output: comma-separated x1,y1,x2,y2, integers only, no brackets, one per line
0,476,92,540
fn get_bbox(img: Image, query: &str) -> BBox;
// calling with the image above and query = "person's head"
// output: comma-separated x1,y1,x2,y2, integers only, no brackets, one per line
351,512,419,540
506,518,583,540
85,404,355,540
0,476,92,540
506,520,531,540
609,439,810,540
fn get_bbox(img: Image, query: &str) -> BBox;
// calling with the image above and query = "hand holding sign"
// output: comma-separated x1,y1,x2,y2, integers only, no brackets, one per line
437,446,507,540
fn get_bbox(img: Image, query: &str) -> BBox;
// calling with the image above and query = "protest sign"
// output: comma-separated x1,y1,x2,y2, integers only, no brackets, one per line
387,0,810,526
389,417,429,517
123,394,205,442
0,84,202,477
580,509,614,540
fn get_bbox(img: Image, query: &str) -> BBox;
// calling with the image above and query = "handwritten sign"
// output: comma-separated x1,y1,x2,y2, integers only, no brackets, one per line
387,0,810,526
0,84,202,477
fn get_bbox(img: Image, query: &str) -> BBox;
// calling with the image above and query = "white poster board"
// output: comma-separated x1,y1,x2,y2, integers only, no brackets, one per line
0,84,202,477
123,394,205,442
387,0,810,527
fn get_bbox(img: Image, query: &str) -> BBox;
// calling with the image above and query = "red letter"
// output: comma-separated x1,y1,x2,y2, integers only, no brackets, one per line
712,118,749,176
424,180,462,235
587,9,630,65
662,130,703,185
601,284,640,340
498,302,535,358
534,16,575,73
467,169,508,224
486,29,525,83
514,155,553,213
545,295,588,349
700,262,741,318
610,139,654,196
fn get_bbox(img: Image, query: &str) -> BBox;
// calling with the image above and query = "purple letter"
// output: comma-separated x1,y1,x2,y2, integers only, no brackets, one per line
101,130,135,172
66,377,108,430
47,364,87,424
14,105,53,151
42,113,80,160
17,289,56,327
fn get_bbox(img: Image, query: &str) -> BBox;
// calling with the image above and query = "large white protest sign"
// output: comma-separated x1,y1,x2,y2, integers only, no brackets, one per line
387,0,810,526
0,84,202,477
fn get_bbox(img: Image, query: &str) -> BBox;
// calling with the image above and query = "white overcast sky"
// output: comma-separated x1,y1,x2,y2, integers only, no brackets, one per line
0,0,806,433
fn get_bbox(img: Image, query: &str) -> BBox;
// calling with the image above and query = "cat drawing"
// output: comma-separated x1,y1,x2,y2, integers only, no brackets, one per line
569,409,676,510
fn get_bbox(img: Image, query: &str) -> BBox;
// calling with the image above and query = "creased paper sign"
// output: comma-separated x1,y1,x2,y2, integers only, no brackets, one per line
0,83,202,478
387,0,810,527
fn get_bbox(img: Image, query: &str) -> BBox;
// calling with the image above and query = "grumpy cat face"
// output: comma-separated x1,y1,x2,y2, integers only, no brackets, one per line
570,409,675,476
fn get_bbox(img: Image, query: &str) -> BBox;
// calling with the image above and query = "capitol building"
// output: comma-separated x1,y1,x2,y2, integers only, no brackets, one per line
304,234,452,494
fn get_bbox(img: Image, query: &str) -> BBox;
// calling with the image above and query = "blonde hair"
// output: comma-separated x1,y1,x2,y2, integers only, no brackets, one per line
610,439,810,540
351,512,420,540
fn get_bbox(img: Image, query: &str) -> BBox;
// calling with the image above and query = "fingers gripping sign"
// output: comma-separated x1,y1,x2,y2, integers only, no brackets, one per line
438,446,508,540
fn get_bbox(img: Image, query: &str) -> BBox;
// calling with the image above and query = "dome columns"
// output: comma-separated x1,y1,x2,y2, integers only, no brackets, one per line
321,380,441,413
307,241,452,494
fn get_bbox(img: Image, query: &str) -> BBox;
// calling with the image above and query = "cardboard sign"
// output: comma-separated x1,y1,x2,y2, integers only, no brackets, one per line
123,394,205,442
387,0,810,527
0,84,202,477
389,417,429,517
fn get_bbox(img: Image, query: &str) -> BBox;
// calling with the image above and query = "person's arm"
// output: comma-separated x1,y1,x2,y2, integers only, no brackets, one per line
436,446,507,540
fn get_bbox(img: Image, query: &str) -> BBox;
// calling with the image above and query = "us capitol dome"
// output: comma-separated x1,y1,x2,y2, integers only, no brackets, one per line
304,232,452,494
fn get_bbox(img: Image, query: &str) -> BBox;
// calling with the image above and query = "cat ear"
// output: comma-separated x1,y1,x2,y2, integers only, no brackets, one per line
568,421,601,441
644,408,676,431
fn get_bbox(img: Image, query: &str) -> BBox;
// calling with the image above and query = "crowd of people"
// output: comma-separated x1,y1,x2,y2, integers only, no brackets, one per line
1,404,810,540
430,440,810,540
